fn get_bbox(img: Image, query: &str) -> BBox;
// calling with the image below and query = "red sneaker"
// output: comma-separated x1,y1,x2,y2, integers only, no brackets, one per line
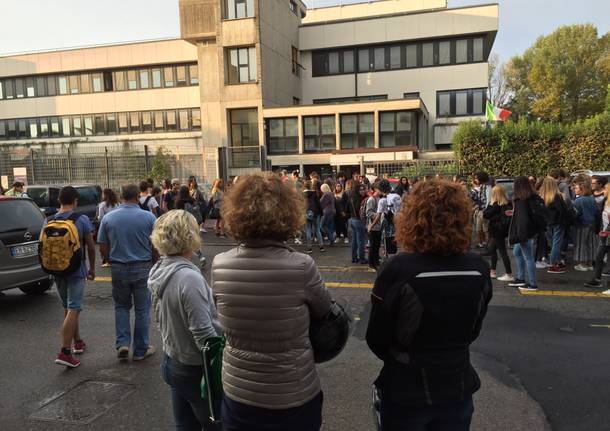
547,265,566,274
55,352,81,368
73,340,86,354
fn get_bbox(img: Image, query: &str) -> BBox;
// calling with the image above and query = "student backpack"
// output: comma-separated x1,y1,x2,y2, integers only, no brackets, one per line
38,213,82,276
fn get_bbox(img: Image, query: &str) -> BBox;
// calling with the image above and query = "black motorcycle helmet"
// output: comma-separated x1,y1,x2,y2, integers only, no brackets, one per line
309,300,352,363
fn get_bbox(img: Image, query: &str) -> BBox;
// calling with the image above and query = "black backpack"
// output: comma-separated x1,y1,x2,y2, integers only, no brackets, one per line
139,196,152,211
528,196,549,233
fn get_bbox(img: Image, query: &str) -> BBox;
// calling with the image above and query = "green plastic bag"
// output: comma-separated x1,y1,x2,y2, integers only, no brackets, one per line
201,336,225,424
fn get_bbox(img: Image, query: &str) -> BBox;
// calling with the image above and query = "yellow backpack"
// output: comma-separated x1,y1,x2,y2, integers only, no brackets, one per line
38,213,82,276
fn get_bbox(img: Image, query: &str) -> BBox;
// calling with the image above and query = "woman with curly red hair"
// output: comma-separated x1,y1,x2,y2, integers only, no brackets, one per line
366,179,493,431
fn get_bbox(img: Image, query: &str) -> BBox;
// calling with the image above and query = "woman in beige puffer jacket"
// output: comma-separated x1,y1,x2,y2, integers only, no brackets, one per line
212,173,332,431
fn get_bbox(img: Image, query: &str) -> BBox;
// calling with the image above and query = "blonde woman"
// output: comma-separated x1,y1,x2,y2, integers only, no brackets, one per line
483,186,514,281
209,179,225,237
539,177,570,274
573,178,598,271
585,183,610,288
148,210,220,431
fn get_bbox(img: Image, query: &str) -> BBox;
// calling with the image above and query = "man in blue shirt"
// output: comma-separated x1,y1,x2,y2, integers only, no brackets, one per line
51,186,96,368
98,184,157,361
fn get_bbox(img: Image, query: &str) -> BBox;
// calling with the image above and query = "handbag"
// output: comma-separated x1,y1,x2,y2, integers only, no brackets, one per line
200,336,225,425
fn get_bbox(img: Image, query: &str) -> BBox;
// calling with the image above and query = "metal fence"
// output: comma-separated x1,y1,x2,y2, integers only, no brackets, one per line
0,140,210,190
364,159,460,179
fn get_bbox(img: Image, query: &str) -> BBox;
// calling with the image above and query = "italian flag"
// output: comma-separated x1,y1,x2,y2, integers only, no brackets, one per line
486,101,511,122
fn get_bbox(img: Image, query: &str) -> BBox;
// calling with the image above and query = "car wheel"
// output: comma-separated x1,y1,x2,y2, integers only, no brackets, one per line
19,279,52,295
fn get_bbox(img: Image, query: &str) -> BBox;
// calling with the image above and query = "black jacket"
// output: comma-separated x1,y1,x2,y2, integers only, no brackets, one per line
483,202,512,238
546,194,569,226
346,190,364,220
366,252,492,406
508,195,547,245
304,190,322,216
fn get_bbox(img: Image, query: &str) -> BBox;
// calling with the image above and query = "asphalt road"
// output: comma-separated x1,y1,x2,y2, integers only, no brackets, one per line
0,238,609,431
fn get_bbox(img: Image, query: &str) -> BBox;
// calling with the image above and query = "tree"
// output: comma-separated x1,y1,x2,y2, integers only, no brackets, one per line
488,53,511,107
506,24,610,122
148,146,172,184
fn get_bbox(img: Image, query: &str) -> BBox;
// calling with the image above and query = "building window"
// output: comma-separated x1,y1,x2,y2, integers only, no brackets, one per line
439,41,451,65
267,117,298,155
292,46,299,76
127,70,138,90
129,112,140,132
379,111,414,148
118,113,128,133
473,37,484,62
104,71,113,91
374,47,385,70
230,108,258,147
313,95,387,104
422,42,434,67
73,116,82,136
39,118,49,137
343,50,354,73
139,70,150,89
404,92,420,100
0,120,5,138
166,110,177,131
90,73,103,92
69,75,80,94
179,109,189,130
114,71,126,91
0,81,3,99
456,39,468,63
189,64,199,85
340,113,374,149
7,120,17,138
436,88,487,117
293,97,300,105
224,0,254,19
152,69,162,88
304,115,336,153
191,108,201,130
289,0,297,15
25,77,35,97
61,117,71,136
164,67,175,87
15,79,25,98
34,77,46,97
389,45,402,69
28,119,38,138
176,66,187,87
84,116,93,135
142,112,153,132
154,111,165,131
18,119,27,138
227,47,257,84
49,117,60,137
358,48,371,72
4,79,14,99
79,74,90,93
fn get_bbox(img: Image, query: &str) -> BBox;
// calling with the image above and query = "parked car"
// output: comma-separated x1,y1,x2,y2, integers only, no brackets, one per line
0,196,52,295
494,178,514,200
26,184,102,222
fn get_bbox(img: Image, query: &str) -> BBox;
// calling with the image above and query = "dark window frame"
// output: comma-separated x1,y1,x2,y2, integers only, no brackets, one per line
266,117,299,155
303,115,336,153
379,110,416,148
340,113,374,150
436,87,487,118
226,46,257,84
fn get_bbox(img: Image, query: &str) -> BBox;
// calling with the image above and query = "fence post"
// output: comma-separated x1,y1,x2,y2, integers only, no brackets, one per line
104,147,110,188
29,148,36,184
144,145,150,174
67,148,73,183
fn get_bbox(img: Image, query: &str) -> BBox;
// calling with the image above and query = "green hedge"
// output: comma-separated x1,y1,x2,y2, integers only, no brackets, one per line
453,113,610,177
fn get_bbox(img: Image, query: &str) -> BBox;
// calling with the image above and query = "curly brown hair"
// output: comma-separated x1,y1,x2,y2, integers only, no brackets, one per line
395,179,472,255
222,172,305,242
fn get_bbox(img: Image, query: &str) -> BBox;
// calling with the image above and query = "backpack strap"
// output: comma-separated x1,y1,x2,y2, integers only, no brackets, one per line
140,196,152,210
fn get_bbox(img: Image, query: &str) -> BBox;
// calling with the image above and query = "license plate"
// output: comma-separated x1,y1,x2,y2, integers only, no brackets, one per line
11,243,39,258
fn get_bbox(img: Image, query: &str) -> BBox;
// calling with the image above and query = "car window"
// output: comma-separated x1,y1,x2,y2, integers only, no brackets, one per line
26,187,49,207
0,200,45,233
76,186,100,206
49,188,60,208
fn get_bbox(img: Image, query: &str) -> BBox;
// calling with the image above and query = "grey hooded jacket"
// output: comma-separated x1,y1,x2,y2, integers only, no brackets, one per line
212,240,332,410
148,256,220,366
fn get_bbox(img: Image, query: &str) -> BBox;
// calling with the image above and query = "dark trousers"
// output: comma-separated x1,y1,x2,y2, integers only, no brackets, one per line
535,231,548,261
161,354,221,431
593,237,610,279
335,215,348,238
380,396,474,431
221,392,323,431
369,230,382,269
488,235,512,273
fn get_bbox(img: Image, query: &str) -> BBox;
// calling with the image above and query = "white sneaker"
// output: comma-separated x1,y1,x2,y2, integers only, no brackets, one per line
574,264,589,272
294,238,303,245
200,227,207,233
498,274,515,282
587,266,594,271
535,261,549,269
344,238,349,244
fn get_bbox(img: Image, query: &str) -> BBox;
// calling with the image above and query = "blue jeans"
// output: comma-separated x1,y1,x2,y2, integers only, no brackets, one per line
322,214,335,244
54,276,86,311
110,262,152,357
548,224,564,265
162,354,221,431
306,216,324,249
380,395,473,431
349,218,366,262
513,239,537,286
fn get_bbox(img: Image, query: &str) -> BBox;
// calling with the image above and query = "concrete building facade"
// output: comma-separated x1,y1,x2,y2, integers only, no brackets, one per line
0,0,498,184
180,0,498,178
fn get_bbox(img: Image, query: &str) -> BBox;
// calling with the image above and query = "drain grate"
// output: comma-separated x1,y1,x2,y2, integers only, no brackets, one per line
30,380,135,424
